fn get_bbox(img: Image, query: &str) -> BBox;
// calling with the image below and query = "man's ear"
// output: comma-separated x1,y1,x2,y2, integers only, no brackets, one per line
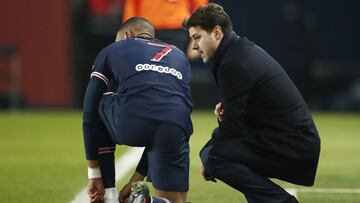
212,25,223,40
125,30,135,39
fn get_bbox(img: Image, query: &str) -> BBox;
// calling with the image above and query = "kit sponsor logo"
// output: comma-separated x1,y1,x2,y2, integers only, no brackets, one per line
135,63,182,80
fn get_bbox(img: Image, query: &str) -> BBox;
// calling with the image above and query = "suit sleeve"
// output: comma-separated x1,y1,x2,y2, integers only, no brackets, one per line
216,63,253,138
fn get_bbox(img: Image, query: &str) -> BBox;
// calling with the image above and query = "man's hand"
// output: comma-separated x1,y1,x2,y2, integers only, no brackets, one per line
88,178,105,203
214,102,223,121
119,182,132,203
200,162,217,182
119,171,145,203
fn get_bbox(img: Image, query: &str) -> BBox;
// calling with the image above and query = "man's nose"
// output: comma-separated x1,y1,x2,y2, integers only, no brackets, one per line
192,41,199,50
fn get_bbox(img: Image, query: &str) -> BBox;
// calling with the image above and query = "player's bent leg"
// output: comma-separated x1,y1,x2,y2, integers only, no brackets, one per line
146,123,190,203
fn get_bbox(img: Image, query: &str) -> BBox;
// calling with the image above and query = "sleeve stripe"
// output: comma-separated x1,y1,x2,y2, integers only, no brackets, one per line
98,147,115,154
90,71,109,86
99,147,115,151
98,150,115,155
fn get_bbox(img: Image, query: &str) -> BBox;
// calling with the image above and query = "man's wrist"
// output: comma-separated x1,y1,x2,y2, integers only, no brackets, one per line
88,167,102,179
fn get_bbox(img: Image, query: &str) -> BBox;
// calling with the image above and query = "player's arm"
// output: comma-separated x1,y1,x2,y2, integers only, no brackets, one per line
83,49,112,202
83,79,107,156
83,75,108,202
83,77,107,202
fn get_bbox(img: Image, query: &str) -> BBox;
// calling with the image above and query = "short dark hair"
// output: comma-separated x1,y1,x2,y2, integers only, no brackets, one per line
182,3,233,35
119,17,155,37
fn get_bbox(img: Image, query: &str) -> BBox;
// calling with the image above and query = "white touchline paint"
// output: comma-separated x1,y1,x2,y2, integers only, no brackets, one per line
285,187,360,199
285,188,298,198
286,188,360,193
70,147,360,202
69,147,144,203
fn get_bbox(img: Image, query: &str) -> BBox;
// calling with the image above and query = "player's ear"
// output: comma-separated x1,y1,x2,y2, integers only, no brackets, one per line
125,30,136,39
115,30,130,42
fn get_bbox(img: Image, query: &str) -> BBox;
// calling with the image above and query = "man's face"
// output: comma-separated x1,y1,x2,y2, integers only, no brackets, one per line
189,26,222,63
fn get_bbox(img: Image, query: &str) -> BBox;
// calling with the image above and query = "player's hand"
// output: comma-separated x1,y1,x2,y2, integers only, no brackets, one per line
119,171,145,203
119,182,132,203
200,162,217,182
88,178,105,203
214,102,223,121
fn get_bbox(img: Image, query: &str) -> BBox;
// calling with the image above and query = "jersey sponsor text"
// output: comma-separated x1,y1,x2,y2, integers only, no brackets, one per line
135,63,183,80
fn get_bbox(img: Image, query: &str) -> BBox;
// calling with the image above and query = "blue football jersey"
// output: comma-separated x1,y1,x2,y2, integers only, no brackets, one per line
83,37,193,159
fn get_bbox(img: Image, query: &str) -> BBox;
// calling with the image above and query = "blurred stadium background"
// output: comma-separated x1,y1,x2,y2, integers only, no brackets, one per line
0,0,359,110
0,0,359,202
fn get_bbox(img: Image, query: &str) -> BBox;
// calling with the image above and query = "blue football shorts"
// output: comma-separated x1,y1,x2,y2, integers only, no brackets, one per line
100,110,190,191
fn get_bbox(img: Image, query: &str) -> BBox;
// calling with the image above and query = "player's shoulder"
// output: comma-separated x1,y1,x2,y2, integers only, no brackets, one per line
118,37,152,47
96,42,117,57
105,38,153,52
95,40,131,58
98,37,186,59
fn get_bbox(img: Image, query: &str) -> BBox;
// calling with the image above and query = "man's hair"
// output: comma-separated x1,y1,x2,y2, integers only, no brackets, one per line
119,17,155,37
182,3,233,35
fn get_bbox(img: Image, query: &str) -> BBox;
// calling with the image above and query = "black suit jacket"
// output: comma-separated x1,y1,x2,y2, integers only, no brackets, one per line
205,31,321,186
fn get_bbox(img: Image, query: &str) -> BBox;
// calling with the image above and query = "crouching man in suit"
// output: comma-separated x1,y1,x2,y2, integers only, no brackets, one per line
183,3,320,203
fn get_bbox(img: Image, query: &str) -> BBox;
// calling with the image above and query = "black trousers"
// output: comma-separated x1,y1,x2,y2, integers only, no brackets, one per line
200,145,298,203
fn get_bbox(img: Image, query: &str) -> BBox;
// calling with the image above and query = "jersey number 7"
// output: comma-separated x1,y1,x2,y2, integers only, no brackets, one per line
148,42,172,62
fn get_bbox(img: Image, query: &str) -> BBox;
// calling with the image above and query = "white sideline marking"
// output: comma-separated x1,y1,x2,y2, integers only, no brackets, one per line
285,188,298,198
69,147,144,203
69,147,360,202
286,187,360,199
286,188,360,194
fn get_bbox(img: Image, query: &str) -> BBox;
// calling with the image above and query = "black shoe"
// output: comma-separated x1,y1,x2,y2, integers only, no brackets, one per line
128,181,150,203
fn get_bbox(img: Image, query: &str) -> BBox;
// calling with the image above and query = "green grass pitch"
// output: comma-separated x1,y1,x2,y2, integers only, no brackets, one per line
0,111,359,202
